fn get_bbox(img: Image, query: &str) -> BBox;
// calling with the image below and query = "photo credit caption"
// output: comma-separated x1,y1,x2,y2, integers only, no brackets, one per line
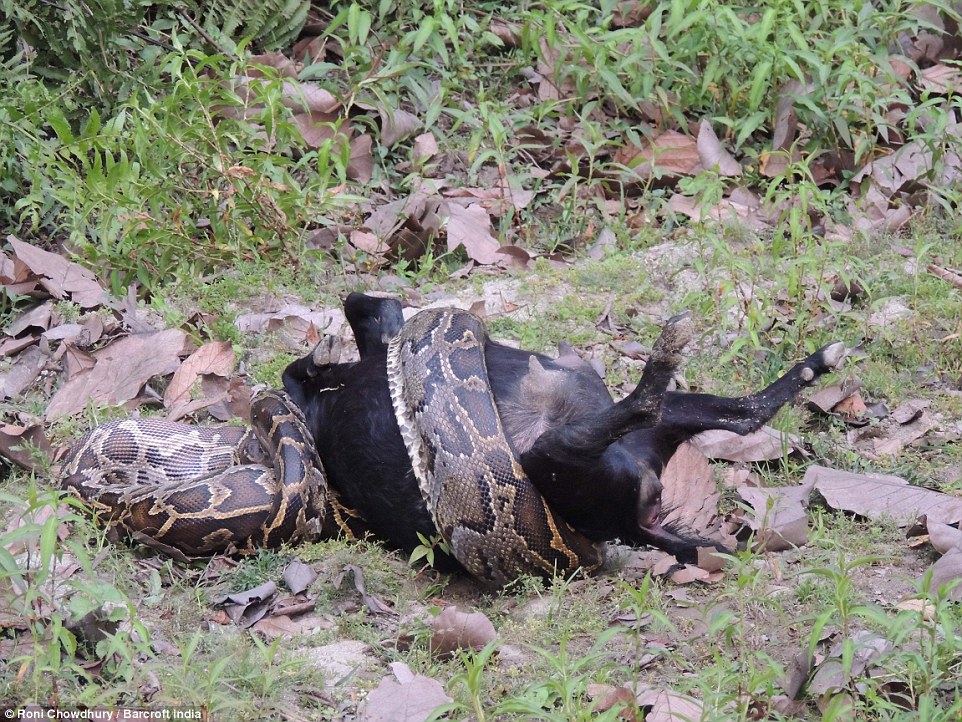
2,709,205,721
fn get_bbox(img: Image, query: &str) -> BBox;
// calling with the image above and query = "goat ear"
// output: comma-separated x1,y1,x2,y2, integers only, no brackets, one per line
635,467,663,531
555,340,581,367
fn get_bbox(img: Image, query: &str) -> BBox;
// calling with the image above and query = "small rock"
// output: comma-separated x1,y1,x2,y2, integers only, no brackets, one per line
304,640,379,686
867,297,912,328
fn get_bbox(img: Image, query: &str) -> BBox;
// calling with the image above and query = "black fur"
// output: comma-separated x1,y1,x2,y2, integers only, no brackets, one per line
283,293,843,572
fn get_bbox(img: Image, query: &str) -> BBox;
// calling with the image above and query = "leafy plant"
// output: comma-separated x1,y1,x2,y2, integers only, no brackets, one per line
12,50,350,294
0,485,151,702
409,531,451,569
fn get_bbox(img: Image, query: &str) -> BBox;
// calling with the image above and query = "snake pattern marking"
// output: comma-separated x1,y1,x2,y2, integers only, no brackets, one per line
387,308,601,586
61,391,327,558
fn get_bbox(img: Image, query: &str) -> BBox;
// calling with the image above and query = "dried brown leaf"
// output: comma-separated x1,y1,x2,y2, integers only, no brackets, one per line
925,549,962,600
615,131,700,181
234,304,344,343
358,662,451,722
213,581,278,628
230,74,336,115
669,565,711,584
0,336,38,357
834,390,869,423
350,230,388,256
806,379,863,415
7,236,106,308
444,202,501,264
636,689,704,722
737,485,810,551
660,442,720,535
872,410,936,456
691,426,801,462
283,560,318,595
668,191,767,227
379,107,422,147
760,149,795,179
5,301,53,336
0,422,53,471
413,132,439,163
612,1,654,28
306,225,351,250
43,322,85,346
335,564,395,616
588,227,617,260
890,399,930,425
650,554,681,576
536,36,576,101
291,112,341,149
809,630,892,695
772,83,801,151
695,546,726,572
348,134,374,183
489,18,522,47
919,63,962,94
62,344,96,380
494,245,532,270
46,329,190,420
251,613,330,639
206,376,253,422
805,465,962,526
782,649,814,699
0,248,37,296
852,140,935,197
164,341,235,410
586,684,640,720
696,120,741,176
0,346,47,400
445,184,536,214
926,520,962,555
429,606,497,658
365,190,434,239
927,263,962,289
248,52,298,78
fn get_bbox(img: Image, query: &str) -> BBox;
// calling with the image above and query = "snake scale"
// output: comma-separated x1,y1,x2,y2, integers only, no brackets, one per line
61,391,327,559
61,308,600,584
388,308,601,585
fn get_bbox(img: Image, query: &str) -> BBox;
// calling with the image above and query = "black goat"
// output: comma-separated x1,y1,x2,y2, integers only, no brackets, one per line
283,293,844,573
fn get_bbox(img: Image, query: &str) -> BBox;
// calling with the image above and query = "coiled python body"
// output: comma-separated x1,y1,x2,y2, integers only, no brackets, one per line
63,310,601,584
388,308,601,586
61,391,326,558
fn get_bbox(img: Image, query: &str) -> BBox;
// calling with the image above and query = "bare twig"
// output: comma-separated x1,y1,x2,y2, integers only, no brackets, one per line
177,11,239,61
927,264,962,290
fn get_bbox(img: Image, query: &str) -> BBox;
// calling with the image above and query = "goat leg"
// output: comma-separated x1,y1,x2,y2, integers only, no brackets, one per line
520,312,693,467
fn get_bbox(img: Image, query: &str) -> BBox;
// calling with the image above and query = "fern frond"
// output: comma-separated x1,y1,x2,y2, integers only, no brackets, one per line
200,0,310,51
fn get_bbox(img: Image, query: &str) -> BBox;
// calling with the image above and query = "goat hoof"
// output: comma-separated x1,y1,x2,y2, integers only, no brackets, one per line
818,341,847,371
654,311,694,358
311,336,342,367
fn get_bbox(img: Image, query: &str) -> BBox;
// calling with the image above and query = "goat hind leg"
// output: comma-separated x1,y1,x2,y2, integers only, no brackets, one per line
521,312,694,468
659,341,847,437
